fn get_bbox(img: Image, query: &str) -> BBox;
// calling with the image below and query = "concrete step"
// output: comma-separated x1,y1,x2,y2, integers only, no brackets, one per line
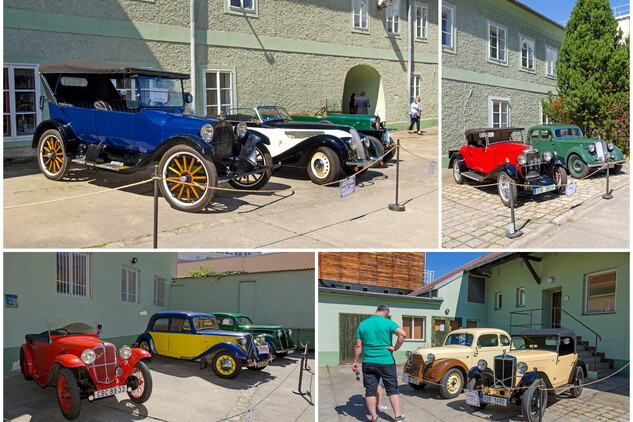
585,361,611,371
587,368,616,380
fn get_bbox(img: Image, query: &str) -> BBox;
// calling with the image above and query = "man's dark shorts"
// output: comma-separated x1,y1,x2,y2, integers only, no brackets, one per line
362,362,399,397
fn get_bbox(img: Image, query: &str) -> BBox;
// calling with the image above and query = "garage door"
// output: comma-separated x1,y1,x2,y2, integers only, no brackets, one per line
339,313,372,363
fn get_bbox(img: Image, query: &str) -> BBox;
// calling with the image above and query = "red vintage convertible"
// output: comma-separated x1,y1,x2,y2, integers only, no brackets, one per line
448,127,567,207
20,319,152,420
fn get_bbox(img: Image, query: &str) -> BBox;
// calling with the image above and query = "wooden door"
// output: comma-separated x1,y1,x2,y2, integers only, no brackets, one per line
552,291,562,328
339,313,372,363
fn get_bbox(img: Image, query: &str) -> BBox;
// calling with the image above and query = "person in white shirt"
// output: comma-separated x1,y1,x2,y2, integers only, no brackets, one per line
407,97,422,134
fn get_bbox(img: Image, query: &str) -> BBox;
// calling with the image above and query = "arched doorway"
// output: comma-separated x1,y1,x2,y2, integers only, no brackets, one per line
342,65,385,119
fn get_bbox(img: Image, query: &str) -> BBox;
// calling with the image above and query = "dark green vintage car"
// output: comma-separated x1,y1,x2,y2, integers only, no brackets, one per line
212,312,297,357
527,125,624,179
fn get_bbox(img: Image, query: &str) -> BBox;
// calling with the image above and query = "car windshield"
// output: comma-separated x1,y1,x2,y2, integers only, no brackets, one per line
48,318,98,335
193,316,219,330
511,335,558,352
486,130,524,145
444,333,474,346
138,76,184,108
224,108,260,122
236,316,253,325
257,106,291,123
554,127,582,138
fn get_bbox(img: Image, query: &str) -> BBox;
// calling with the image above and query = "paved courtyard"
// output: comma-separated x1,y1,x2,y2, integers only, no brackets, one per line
442,164,629,248
4,353,314,421
319,364,629,422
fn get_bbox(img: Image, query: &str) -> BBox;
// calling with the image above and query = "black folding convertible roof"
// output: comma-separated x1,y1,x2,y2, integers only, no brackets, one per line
38,60,189,79
464,127,524,137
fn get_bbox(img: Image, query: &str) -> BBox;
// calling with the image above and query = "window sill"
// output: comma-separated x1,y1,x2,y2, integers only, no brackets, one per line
225,8,258,18
386,33,401,39
442,46,457,55
352,28,371,35
415,37,429,43
519,67,536,74
487,58,508,67
583,311,616,315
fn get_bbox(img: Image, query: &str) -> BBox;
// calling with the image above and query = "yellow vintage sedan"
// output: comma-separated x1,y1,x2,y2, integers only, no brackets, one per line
135,311,272,379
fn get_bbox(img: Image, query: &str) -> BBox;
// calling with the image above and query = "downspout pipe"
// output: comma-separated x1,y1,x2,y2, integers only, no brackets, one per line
190,0,196,115
407,1,413,118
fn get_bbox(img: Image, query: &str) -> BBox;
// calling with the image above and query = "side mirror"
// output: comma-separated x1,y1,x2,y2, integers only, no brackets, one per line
126,99,140,110
39,95,46,110
184,92,193,104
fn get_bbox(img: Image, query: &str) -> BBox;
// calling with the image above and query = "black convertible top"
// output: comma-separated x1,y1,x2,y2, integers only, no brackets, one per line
39,60,189,79
464,127,524,137
516,328,576,338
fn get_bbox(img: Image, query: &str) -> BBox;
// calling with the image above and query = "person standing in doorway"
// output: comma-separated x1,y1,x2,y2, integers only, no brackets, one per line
349,93,358,114
352,305,407,422
407,97,422,134
355,91,371,115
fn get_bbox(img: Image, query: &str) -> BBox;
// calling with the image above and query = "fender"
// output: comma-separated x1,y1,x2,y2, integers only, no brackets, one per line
272,134,350,164
135,333,157,354
486,163,520,181
195,342,250,361
247,131,270,146
425,358,468,383
610,145,624,161
44,355,86,386
568,360,588,384
519,371,553,390
565,145,593,164
553,156,566,167
20,345,35,378
261,334,282,351
121,134,217,172
448,151,468,172
130,348,152,361
31,118,77,148
467,366,494,382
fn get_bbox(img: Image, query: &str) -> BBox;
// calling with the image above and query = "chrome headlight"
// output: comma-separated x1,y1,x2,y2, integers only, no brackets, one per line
237,337,247,346
607,142,614,151
370,116,380,129
516,362,528,374
362,136,370,149
477,359,487,371
406,351,412,359
81,349,96,365
119,345,132,360
543,151,552,162
277,330,283,338
426,353,435,363
517,154,527,165
344,137,358,152
235,122,248,139
288,329,293,336
200,124,214,143
588,143,595,153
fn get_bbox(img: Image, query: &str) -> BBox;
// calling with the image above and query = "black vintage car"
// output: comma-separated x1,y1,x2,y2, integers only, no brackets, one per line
33,60,277,212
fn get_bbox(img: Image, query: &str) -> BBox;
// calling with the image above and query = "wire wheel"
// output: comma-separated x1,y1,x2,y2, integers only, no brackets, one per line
497,170,518,208
228,144,272,190
127,361,153,403
159,145,218,212
555,166,567,194
521,378,548,422
37,129,69,180
452,159,463,184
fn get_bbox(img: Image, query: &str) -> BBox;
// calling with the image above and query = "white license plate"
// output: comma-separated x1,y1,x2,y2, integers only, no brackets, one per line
482,394,508,406
402,373,408,383
257,345,268,354
94,385,126,399
407,375,419,385
533,185,556,195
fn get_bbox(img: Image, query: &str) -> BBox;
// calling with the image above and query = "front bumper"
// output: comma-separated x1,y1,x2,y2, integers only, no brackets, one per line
521,175,557,195
276,346,297,354
248,354,273,368
345,159,372,169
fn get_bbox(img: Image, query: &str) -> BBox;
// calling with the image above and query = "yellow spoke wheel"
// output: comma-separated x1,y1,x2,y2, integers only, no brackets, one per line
37,129,69,181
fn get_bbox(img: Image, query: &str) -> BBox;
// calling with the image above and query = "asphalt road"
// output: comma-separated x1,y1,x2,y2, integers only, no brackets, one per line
4,129,438,249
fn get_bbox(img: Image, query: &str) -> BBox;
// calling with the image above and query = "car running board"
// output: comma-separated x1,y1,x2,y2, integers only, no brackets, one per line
461,171,485,182
72,158,131,171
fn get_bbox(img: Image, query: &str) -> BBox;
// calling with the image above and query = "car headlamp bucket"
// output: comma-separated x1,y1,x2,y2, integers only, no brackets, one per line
81,349,96,365
236,122,248,139
371,116,380,129
607,142,614,151
200,124,214,143
516,361,528,374
426,353,435,364
119,345,132,360
288,329,293,336
543,151,553,162
477,359,487,371
588,143,595,153
238,337,247,346
517,154,527,165
344,137,357,152
277,330,283,338
406,351,412,359
362,136,370,149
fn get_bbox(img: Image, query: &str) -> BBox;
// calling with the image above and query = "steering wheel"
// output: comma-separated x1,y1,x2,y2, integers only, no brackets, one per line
315,106,326,117
55,328,70,335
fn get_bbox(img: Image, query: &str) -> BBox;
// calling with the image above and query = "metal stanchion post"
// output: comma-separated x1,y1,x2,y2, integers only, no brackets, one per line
153,165,159,249
293,343,308,396
602,164,613,199
506,183,523,239
303,342,310,370
388,139,405,212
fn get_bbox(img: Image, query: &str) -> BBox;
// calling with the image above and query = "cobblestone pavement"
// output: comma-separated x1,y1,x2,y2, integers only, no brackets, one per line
442,164,629,249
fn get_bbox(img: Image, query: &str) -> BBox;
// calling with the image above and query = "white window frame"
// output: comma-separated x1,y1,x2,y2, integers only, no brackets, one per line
442,2,456,53
414,2,428,41
495,292,503,310
410,73,421,103
203,69,234,117
546,45,559,78
154,276,167,307
386,0,400,36
352,0,370,33
56,252,92,298
489,96,511,127
585,269,617,314
122,265,140,304
403,316,425,341
519,34,535,72
487,21,507,65
4,63,42,142
227,0,256,13
517,287,526,307
539,102,550,125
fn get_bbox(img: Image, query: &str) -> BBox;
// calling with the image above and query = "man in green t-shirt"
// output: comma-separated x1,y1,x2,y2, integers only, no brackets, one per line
352,305,407,422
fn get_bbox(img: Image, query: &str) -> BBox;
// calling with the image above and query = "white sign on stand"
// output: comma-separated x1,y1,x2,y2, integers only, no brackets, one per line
566,182,577,196
428,161,437,174
243,409,254,422
464,390,481,407
340,176,356,198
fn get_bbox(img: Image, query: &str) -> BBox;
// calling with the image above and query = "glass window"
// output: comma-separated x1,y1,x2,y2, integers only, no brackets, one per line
478,334,499,347
152,318,169,332
193,316,219,330
517,287,526,307
410,74,421,103
57,252,91,298
495,292,502,309
520,35,535,70
442,4,455,50
138,76,184,108
490,99,510,127
415,3,428,39
352,0,369,31
154,276,166,307
172,317,187,332
445,333,473,346
488,22,506,63
204,70,233,117
229,0,254,12
546,46,559,76
221,317,234,326
122,265,140,304
386,1,400,35
403,316,425,340
4,64,40,141
236,316,253,325
500,335,510,346
585,270,617,314
468,275,485,303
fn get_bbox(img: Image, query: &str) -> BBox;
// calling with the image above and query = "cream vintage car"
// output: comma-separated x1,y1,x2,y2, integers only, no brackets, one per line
464,328,586,422
403,328,511,398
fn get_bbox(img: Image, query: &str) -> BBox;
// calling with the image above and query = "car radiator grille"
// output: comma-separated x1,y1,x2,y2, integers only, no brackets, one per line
279,331,289,349
595,141,607,161
409,354,425,375
212,123,236,159
350,128,367,160
524,152,542,179
90,344,118,384
245,334,258,358
494,356,515,388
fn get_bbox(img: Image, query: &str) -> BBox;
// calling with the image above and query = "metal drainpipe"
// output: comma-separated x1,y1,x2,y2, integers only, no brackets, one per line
407,0,413,117
190,0,196,115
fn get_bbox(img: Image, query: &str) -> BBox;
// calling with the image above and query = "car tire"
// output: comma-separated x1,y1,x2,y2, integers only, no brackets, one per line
20,349,32,381
57,368,81,420
452,159,464,184
211,350,241,379
275,351,289,358
611,164,622,174
228,144,273,190
37,129,69,181
440,368,464,399
138,340,153,358
465,378,487,410
521,378,548,422
567,154,589,179
555,166,568,194
158,145,218,212
383,137,396,162
497,170,518,208
569,366,584,398
408,381,427,390
127,360,153,404
307,147,341,185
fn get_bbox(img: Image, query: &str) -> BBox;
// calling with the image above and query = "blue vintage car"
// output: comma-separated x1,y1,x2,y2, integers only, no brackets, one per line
33,60,277,212
135,311,273,379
